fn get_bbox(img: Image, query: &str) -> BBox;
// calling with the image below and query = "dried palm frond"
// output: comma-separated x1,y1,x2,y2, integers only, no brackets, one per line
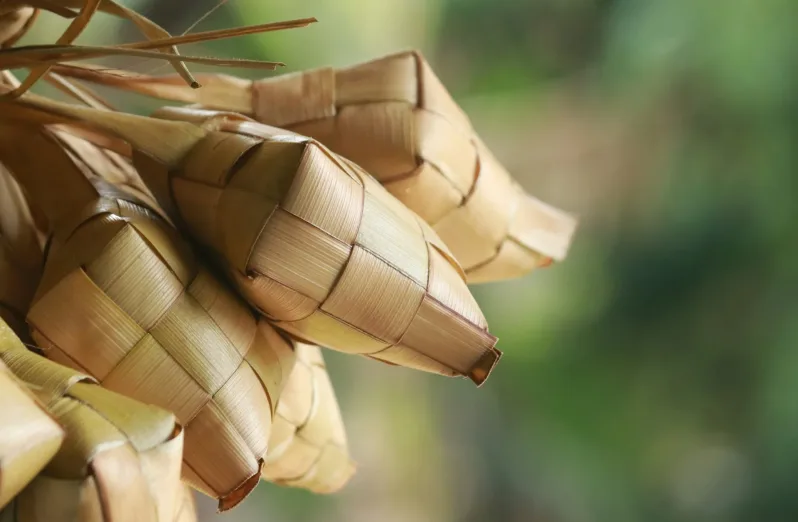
1,17,318,73
0,93,501,385
263,343,354,493
0,320,185,522
0,164,45,338
0,352,63,510
0,0,194,95
1,44,286,72
50,51,577,283
57,127,358,494
0,123,297,510
0,0,315,96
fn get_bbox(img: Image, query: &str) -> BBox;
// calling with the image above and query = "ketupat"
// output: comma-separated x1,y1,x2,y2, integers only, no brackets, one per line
0,320,186,522
2,89,356,506
49,51,577,282
262,343,354,493
0,94,501,385
254,51,576,282
54,128,357,493
0,124,296,510
146,107,500,384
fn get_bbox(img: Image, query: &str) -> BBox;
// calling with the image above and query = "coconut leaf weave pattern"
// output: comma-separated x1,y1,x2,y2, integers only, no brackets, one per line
55,126,359,493
0,320,186,522
0,126,296,509
250,51,577,282
49,51,577,283
126,108,501,385
262,343,354,493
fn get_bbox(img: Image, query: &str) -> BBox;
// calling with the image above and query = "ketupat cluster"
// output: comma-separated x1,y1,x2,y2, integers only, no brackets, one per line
0,2,575,520
64,51,576,282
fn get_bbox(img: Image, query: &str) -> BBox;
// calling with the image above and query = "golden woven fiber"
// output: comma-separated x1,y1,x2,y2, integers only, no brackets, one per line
56,127,358,494
0,320,185,522
237,51,577,283
0,93,501,385
0,336,63,509
263,343,354,493
0,124,297,510
0,165,45,337
49,51,577,283
144,107,500,385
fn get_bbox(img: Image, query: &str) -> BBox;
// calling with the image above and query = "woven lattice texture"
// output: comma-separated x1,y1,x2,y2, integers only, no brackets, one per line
133,109,500,385
0,331,63,509
263,343,354,492
0,165,44,338
0,7,35,48
0,320,186,522
57,128,359,494
248,51,577,282
0,128,296,510
64,52,577,283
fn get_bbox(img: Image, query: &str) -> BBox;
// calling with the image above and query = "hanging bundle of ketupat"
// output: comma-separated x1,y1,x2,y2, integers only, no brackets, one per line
0,0,576,517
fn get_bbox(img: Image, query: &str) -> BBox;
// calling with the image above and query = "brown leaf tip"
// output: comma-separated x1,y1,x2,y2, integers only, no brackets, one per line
469,346,502,386
217,461,263,512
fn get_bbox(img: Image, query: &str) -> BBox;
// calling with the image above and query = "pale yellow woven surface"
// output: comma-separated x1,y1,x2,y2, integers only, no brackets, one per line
263,343,354,493
55,51,577,283
250,51,577,282
0,320,185,522
133,109,500,385
0,91,502,383
0,126,296,509
55,126,358,494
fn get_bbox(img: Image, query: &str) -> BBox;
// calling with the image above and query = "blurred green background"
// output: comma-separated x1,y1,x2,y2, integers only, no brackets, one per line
21,0,798,520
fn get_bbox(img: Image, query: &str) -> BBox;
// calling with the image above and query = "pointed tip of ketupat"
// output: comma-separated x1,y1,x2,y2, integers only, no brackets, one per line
217,465,263,512
470,346,502,387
